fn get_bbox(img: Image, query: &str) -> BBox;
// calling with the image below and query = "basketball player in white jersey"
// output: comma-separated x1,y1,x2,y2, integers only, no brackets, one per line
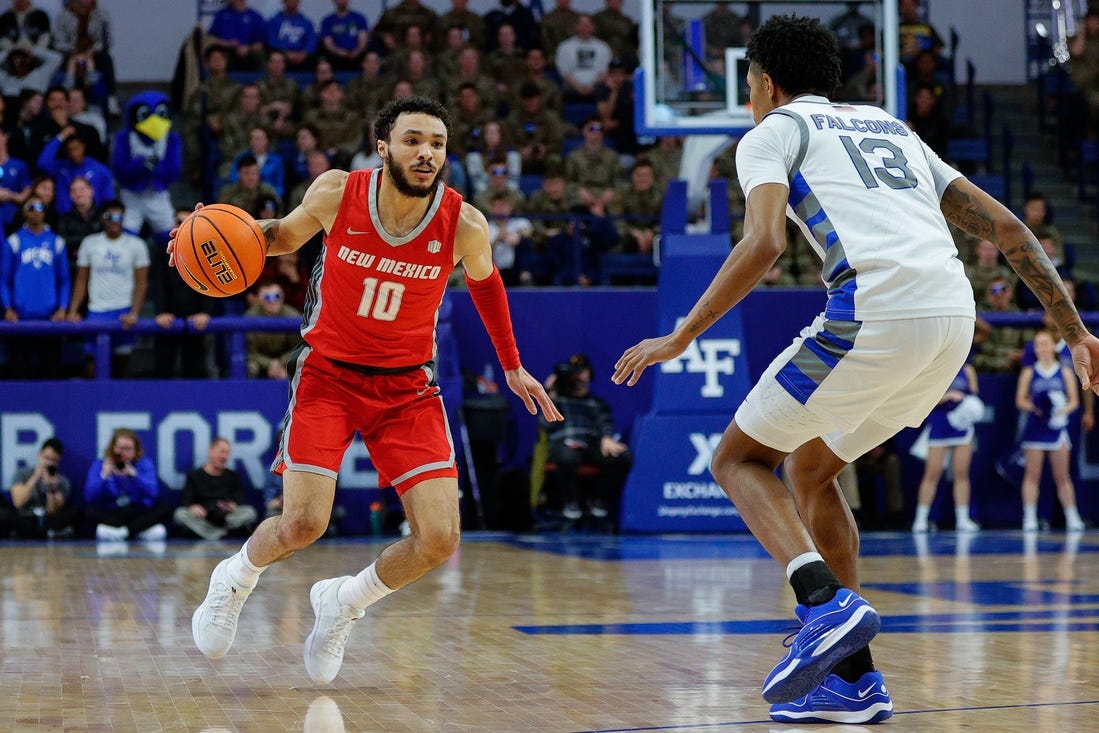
613,14,1099,725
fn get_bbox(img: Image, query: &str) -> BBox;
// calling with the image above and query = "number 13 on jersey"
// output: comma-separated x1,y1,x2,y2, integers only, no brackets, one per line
840,135,918,191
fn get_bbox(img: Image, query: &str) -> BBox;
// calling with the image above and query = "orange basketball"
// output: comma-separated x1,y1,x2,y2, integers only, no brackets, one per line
175,204,267,297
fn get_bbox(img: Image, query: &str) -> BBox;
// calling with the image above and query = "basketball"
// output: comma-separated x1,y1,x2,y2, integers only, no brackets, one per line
174,204,267,297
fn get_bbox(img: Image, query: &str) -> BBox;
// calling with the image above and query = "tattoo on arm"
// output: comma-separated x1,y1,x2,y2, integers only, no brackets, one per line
688,302,718,335
943,183,1085,343
257,219,278,248
940,185,994,240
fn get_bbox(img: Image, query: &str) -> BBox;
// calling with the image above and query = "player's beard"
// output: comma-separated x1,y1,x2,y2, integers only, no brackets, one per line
385,151,446,198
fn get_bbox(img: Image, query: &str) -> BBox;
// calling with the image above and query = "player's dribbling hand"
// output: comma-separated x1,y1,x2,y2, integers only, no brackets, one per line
505,367,564,421
612,334,688,387
166,202,205,268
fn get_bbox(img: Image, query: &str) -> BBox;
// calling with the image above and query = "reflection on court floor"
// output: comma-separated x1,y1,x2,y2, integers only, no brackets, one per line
0,531,1095,732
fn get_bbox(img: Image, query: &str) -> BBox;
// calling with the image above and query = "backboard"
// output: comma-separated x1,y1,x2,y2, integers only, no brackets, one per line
637,0,901,137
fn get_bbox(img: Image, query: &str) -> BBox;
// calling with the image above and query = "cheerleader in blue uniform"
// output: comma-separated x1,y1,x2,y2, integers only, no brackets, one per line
1016,330,1086,532
912,363,982,532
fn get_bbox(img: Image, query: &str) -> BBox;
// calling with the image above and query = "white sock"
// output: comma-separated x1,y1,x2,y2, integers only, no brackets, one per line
955,505,970,524
337,562,394,610
1065,506,1083,525
914,505,931,525
785,551,824,580
226,543,266,589
1023,504,1038,525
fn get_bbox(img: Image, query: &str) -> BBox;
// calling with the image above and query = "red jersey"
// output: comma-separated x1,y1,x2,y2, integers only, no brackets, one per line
301,168,461,367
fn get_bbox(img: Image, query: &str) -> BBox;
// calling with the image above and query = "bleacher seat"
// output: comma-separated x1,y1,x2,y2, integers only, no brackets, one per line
563,102,597,127
519,174,544,196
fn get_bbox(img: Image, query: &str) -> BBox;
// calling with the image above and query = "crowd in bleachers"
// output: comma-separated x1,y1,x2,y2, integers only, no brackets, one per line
0,0,1080,381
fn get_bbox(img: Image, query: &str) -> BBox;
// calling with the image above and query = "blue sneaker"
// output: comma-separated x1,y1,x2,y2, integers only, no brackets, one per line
761,588,880,703
769,671,894,724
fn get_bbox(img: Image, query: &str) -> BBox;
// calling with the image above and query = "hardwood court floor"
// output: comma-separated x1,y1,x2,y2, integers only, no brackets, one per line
1,531,1097,732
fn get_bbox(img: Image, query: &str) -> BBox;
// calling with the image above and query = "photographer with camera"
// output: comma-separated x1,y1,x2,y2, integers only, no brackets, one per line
2,437,80,539
83,427,171,542
541,354,632,523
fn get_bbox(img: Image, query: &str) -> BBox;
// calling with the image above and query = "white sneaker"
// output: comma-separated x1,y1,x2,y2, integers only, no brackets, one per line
955,517,980,533
562,503,583,520
1023,519,1039,532
911,520,928,533
192,558,254,659
304,577,364,683
137,523,167,541
1067,519,1086,532
96,523,129,541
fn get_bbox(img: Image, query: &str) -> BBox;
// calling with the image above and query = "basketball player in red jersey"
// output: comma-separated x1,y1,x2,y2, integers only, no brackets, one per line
171,96,562,683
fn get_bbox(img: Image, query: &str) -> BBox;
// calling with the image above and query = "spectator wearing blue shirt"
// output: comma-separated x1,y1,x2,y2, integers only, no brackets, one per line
0,194,69,377
320,0,370,70
207,0,267,71
268,0,317,71
84,427,172,542
227,126,285,198
0,126,29,233
36,126,114,214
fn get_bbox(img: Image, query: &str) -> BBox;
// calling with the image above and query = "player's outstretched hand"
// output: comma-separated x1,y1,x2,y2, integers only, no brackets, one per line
612,334,687,387
166,202,205,268
505,367,563,421
1071,333,1099,395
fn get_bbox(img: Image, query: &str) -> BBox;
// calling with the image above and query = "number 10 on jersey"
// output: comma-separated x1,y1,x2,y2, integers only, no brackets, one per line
357,277,405,321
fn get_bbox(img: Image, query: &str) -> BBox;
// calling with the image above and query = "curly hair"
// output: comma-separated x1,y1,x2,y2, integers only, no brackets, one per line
373,96,451,145
745,15,842,98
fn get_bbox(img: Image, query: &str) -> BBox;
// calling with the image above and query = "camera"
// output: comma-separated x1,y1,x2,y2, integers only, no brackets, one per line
113,458,126,471
524,122,536,138
46,464,58,476
552,361,582,396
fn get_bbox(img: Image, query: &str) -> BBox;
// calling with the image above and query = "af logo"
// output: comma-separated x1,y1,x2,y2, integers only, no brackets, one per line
427,239,441,254
687,433,722,475
660,319,741,397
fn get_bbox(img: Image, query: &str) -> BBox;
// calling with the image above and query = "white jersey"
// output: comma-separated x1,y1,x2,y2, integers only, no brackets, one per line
736,95,975,322
75,231,150,313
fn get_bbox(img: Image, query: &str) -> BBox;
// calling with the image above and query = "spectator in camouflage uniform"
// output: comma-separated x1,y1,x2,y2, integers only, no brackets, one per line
449,83,494,158
402,50,443,100
486,24,527,98
473,157,525,215
592,0,638,70
302,80,362,163
611,159,662,254
972,277,1029,374
256,51,300,143
219,154,281,217
966,239,1017,309
440,0,485,51
445,46,499,113
565,116,621,210
218,84,265,176
646,135,683,186
244,281,300,379
383,24,433,79
541,0,579,62
375,0,438,52
506,82,564,174
299,57,336,113
1021,191,1065,268
346,50,385,118
182,47,239,178
703,3,752,62
509,47,562,113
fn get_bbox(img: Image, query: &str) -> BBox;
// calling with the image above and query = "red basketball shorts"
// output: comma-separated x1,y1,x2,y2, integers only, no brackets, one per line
271,345,458,494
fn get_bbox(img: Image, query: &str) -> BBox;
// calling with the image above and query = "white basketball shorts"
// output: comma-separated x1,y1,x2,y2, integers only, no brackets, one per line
734,314,975,463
